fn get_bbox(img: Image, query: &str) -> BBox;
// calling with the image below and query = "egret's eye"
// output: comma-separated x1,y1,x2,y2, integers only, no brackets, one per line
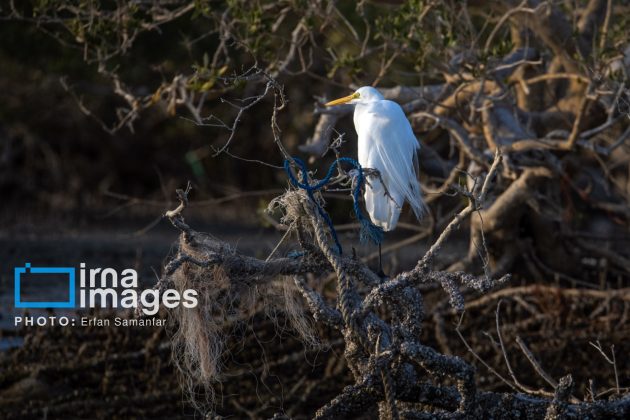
353,92,361,99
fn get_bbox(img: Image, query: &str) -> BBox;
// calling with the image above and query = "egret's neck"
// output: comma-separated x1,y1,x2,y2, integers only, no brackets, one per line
353,100,378,115
353,103,365,130
353,100,379,127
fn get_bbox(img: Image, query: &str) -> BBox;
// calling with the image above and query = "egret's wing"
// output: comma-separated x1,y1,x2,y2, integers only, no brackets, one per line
357,100,424,220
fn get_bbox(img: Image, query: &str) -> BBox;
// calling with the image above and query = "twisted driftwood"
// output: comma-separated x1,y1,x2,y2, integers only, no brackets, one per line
158,153,630,418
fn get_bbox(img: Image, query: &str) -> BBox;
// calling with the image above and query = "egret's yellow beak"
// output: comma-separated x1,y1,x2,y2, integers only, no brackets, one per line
325,92,359,106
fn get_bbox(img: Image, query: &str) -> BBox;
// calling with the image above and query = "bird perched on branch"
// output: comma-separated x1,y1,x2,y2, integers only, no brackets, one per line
326,86,425,275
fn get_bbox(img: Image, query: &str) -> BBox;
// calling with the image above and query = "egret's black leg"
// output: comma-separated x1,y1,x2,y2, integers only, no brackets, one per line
378,243,383,273
377,242,388,279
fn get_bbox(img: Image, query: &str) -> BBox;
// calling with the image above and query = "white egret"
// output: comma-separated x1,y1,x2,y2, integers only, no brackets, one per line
325,86,424,275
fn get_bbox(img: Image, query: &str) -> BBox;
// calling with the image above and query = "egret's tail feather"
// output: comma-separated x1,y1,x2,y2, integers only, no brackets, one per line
406,178,427,220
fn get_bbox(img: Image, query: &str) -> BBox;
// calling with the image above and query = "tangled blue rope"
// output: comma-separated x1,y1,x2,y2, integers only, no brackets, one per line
284,156,383,255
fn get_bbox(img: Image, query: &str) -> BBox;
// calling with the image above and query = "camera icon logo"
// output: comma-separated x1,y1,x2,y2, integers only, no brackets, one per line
14,263,76,308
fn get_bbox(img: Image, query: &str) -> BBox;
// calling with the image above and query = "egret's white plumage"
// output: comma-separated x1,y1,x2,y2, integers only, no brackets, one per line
326,86,424,231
